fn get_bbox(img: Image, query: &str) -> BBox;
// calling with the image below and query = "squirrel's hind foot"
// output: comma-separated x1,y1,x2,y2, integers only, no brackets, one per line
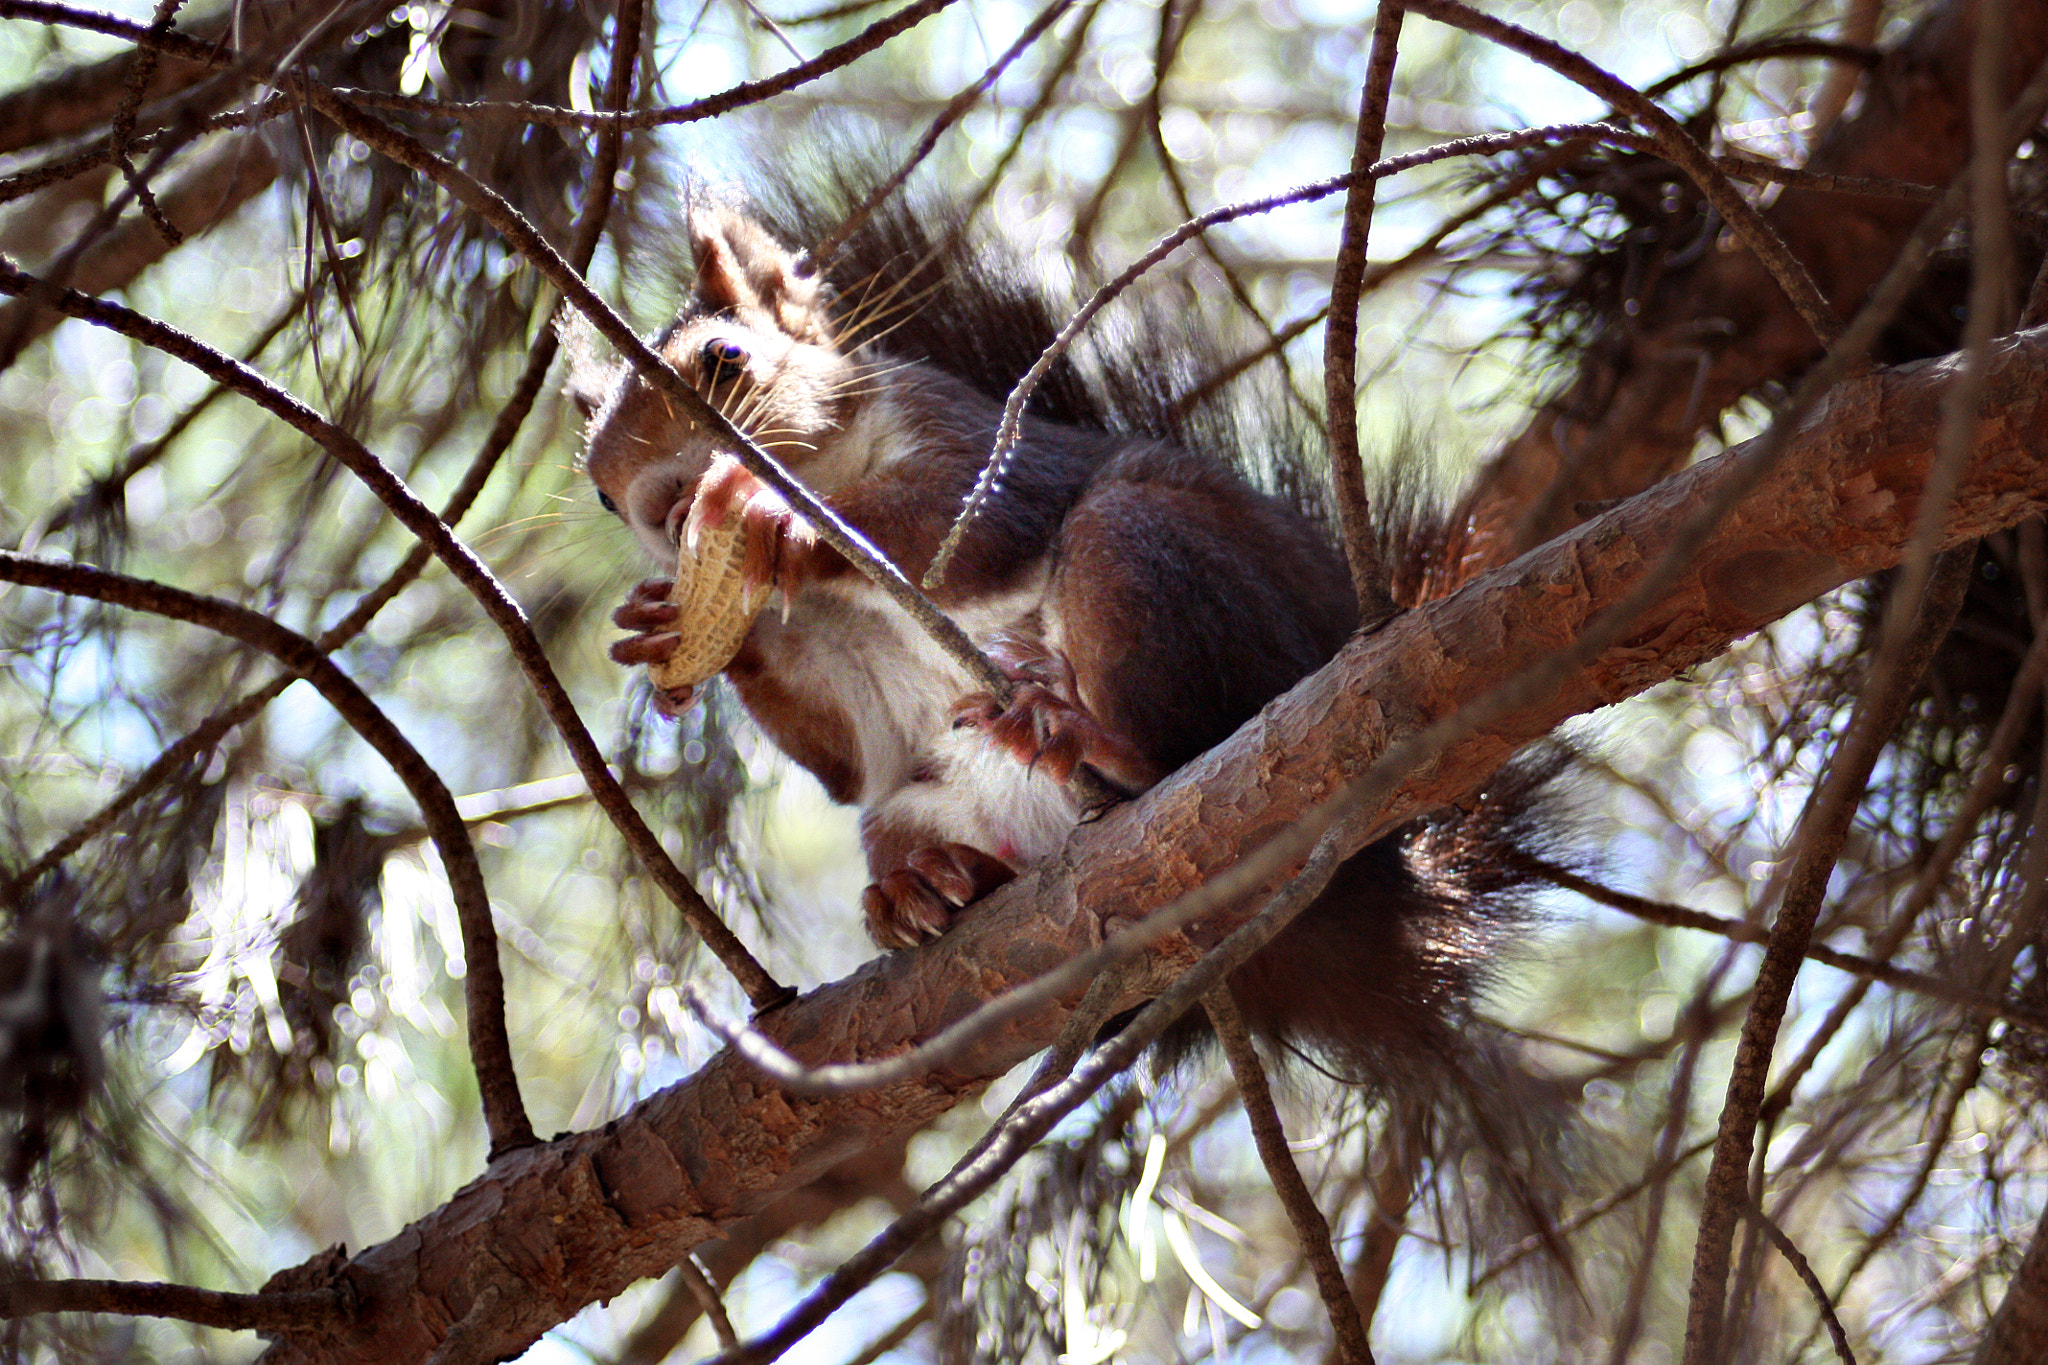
862,842,1017,949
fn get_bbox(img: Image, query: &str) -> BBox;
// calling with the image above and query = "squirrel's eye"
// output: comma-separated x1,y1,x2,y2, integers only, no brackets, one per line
701,338,748,384
596,490,619,516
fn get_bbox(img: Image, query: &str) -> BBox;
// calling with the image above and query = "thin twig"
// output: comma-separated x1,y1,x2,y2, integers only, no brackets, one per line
1753,623,2048,1133
1397,0,1839,348
0,552,537,1154
676,1253,739,1349
106,0,185,247
1806,0,1885,136
957,0,1104,227
809,0,1076,270
1970,732,2048,1365
1518,857,2048,1034
0,120,195,369
0,94,289,208
1709,157,1943,204
0,0,222,66
1477,1138,1717,1287
1739,1202,1856,1365
1205,987,1374,1365
0,0,965,161
0,253,788,1011
1142,0,1321,426
1794,1018,1990,1357
323,0,966,132
1642,36,1879,100
1683,547,1972,1364
842,1302,933,1365
1324,1,1405,621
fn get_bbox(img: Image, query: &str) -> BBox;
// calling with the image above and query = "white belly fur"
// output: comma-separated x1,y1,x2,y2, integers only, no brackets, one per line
748,564,1081,866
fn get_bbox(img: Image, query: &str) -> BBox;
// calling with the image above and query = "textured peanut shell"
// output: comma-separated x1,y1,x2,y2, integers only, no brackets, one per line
646,518,766,690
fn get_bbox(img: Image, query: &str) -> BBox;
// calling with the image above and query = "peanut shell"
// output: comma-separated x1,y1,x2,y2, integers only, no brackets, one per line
646,516,767,691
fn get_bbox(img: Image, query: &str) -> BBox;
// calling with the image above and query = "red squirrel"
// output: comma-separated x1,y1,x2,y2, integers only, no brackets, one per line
572,191,1552,1081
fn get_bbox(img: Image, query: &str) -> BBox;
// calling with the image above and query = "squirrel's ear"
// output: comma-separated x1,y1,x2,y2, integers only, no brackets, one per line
555,305,615,419
688,206,830,344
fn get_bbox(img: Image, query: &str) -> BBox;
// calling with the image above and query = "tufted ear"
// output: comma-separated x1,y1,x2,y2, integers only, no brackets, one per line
554,304,617,419
688,205,832,344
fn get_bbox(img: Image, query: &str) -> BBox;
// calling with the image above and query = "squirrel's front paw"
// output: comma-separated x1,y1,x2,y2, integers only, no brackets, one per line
687,455,825,598
952,637,1159,794
862,843,1016,949
608,578,699,714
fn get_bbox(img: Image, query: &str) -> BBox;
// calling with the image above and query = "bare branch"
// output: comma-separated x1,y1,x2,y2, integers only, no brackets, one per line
1324,1,1405,621
809,0,1077,269
0,254,789,1011
1684,547,1972,1365
1399,0,1839,348
0,552,537,1154
1524,858,2048,1034
0,1278,344,1332
1206,986,1374,1365
1739,1203,1857,1365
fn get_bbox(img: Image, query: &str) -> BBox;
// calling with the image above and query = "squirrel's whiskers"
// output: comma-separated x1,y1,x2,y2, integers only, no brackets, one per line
572,187,1567,1156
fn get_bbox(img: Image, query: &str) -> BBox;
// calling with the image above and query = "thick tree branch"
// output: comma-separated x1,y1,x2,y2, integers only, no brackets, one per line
183,327,2048,1365
1456,0,2048,565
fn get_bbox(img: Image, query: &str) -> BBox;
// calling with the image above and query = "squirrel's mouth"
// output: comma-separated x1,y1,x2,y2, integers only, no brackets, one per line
660,489,697,548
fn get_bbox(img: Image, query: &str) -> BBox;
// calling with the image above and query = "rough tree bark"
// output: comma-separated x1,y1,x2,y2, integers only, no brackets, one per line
1454,0,2048,568
1976,1210,2048,1364
222,327,2048,1365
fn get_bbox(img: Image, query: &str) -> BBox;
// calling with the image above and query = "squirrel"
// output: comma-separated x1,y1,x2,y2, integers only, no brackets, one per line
569,183,1558,1087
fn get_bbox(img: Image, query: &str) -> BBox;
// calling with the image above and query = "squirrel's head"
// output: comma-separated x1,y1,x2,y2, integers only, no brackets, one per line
572,205,869,563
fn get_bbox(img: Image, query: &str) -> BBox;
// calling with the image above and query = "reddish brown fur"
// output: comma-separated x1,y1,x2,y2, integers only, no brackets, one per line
723,636,864,804
577,198,1550,1081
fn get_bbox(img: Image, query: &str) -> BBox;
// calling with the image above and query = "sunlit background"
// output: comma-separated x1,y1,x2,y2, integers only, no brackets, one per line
2,0,2040,1361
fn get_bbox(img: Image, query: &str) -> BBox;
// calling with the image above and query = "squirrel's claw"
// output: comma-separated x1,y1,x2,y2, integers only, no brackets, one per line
954,649,1161,795
609,578,683,665
612,580,680,633
607,577,702,715
608,632,677,666
862,842,1016,949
